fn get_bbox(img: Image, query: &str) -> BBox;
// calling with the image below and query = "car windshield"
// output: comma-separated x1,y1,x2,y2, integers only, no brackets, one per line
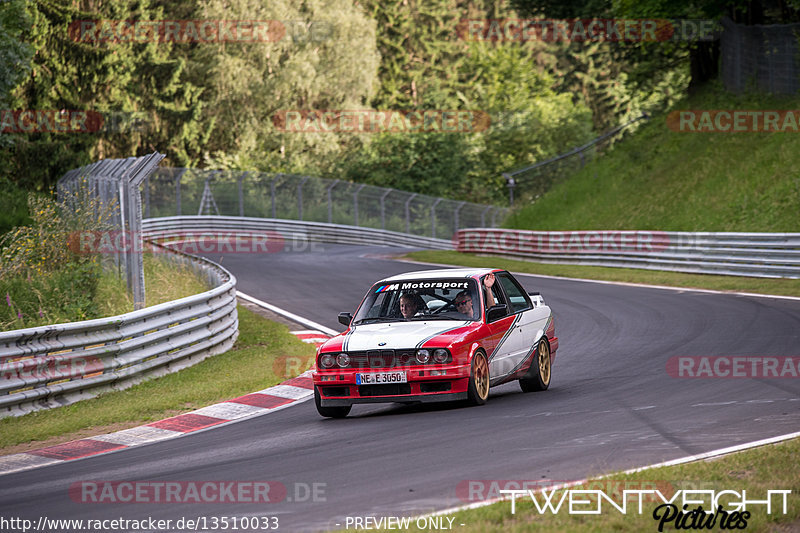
352,278,481,324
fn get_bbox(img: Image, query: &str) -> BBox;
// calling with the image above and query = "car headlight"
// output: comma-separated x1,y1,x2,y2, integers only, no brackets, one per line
433,348,449,363
319,353,335,369
336,353,350,368
416,349,431,364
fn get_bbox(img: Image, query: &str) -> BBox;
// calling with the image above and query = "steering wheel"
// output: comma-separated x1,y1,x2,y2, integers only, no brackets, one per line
433,300,457,314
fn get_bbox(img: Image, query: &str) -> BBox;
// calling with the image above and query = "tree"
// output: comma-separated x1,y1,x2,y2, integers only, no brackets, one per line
2,0,208,190
193,0,380,174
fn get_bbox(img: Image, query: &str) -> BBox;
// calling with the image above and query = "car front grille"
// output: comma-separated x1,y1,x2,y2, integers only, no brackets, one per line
348,350,418,369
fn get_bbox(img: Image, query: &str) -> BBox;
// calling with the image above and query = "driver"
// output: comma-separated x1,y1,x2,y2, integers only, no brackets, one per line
454,272,496,319
399,293,421,318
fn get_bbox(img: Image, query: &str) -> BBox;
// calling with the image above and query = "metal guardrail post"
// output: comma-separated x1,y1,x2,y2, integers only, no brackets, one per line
380,188,394,230
270,174,281,219
174,169,185,216
327,179,340,223
353,183,366,227
144,176,150,218
405,193,418,234
454,201,466,233
480,205,491,227
298,176,309,220
431,198,443,239
238,171,248,217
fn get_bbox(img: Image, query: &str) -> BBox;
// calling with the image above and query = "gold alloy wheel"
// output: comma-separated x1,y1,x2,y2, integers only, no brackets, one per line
538,340,551,386
474,352,490,400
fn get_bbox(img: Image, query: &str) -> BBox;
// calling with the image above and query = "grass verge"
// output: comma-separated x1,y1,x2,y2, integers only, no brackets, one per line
94,253,211,317
403,251,800,298
505,83,800,232
0,304,316,453
366,438,800,532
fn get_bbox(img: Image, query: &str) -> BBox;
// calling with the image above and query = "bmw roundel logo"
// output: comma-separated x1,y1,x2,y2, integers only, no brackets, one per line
378,342,387,346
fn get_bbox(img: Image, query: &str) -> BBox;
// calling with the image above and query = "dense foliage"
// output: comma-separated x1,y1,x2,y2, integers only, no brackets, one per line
1,0,708,205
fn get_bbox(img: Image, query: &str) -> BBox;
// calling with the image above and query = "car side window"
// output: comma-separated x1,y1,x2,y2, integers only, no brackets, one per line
482,274,508,322
497,273,532,313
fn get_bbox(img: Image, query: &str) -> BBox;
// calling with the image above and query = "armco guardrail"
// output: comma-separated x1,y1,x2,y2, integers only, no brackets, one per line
142,216,454,250
456,228,800,279
0,244,238,418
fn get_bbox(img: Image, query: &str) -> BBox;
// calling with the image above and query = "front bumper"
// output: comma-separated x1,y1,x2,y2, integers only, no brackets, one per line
313,363,471,406
320,391,468,406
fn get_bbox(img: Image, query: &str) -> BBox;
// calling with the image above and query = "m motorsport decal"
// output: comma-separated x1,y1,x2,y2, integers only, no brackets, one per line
375,280,469,293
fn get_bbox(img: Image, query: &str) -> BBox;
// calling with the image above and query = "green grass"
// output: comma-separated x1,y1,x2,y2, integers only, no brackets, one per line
361,438,799,532
0,305,316,451
94,253,210,317
405,250,800,297
506,83,800,232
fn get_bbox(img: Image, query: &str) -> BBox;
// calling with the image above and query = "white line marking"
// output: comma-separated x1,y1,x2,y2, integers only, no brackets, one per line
237,292,340,336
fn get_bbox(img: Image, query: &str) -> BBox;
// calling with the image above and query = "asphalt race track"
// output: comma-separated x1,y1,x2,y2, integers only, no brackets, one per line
1,244,799,532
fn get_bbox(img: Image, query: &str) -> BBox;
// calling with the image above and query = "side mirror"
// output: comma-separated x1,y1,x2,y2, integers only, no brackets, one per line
486,304,508,323
338,312,353,327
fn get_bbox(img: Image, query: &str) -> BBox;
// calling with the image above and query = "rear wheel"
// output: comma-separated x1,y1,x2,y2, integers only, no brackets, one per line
467,351,490,405
314,386,352,418
520,339,551,392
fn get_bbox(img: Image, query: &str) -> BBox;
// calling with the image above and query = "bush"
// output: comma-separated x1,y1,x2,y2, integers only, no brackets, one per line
0,192,111,329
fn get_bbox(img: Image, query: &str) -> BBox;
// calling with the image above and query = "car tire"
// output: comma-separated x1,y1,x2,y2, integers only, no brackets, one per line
467,350,490,406
519,339,551,392
314,386,352,418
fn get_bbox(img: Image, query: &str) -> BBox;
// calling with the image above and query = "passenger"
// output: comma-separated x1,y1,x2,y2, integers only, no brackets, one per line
454,272,496,319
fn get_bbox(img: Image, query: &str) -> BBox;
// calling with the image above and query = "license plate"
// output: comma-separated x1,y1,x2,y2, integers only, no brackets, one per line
356,371,407,385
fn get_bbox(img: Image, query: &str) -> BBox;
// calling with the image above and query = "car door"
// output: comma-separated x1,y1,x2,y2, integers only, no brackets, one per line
491,272,549,379
484,275,518,380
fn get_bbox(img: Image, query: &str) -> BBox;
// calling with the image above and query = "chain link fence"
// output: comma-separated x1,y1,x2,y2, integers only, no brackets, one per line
144,169,509,241
721,16,800,94
501,114,650,206
56,153,165,309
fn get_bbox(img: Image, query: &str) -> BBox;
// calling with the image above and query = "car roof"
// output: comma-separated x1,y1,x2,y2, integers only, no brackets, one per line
376,267,499,284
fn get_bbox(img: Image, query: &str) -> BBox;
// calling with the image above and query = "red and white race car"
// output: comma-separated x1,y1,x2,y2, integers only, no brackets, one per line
312,268,558,418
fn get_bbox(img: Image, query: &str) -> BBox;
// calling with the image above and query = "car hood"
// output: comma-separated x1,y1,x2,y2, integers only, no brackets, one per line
341,320,475,351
